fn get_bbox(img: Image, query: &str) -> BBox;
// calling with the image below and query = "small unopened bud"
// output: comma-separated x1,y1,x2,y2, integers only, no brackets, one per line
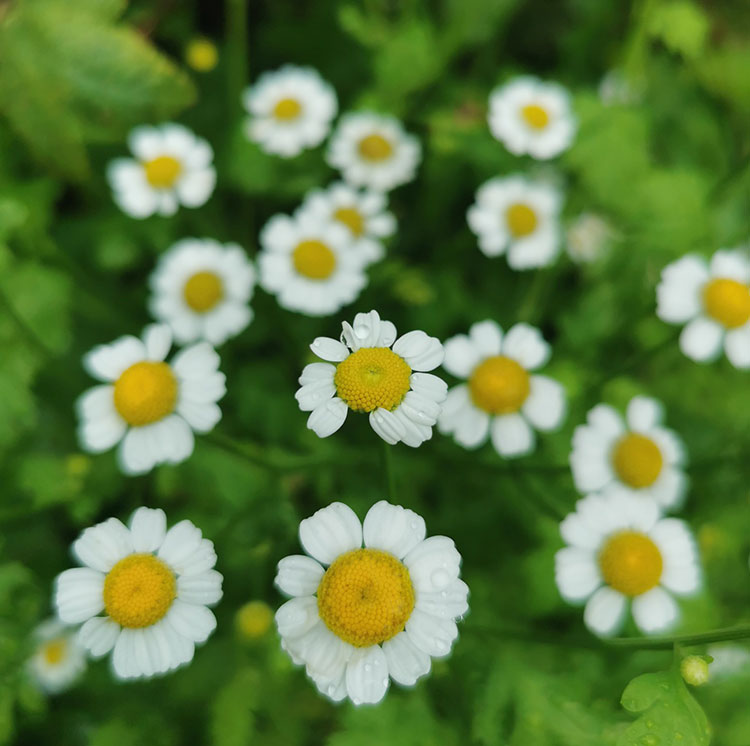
235,601,273,640
680,655,710,686
185,39,219,73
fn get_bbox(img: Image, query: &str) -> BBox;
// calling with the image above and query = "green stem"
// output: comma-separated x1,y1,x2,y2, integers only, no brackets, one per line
226,0,249,107
381,441,397,501
604,624,750,650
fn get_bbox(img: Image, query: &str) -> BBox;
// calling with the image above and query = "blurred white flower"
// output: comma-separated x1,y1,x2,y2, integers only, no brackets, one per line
565,212,612,264
27,620,86,694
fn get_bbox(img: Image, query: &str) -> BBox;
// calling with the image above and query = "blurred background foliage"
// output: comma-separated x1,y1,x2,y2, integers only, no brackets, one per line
1,0,750,743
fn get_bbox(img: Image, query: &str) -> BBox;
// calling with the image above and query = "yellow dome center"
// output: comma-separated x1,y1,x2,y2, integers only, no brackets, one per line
113,361,178,427
702,278,750,329
521,103,550,130
317,548,415,648
273,97,302,121
612,432,663,488
143,155,182,189
186,38,218,72
292,240,337,280
183,270,224,312
598,531,663,597
334,206,365,237
506,203,538,237
358,134,393,162
469,355,530,414
334,347,412,413
42,638,68,665
103,553,176,629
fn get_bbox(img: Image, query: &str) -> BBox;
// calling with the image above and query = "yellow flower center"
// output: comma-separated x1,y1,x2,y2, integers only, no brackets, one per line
702,278,750,329
317,548,415,648
183,270,224,312
42,638,68,665
185,38,218,72
113,361,178,427
235,601,273,640
103,554,176,629
334,206,365,237
506,203,538,238
273,97,302,121
612,433,663,488
292,239,337,280
598,531,663,597
469,355,530,414
334,347,412,413
358,134,393,162
143,155,182,189
521,103,550,130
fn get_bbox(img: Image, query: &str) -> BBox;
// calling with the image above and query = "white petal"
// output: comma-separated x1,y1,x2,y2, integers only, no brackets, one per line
275,596,321,640
405,608,458,658
415,578,469,619
501,323,550,370
679,317,723,362
583,586,627,637
490,414,536,457
346,646,389,705
73,517,133,572
368,408,406,445
310,337,349,362
362,501,426,559
521,375,566,431
631,587,678,634
409,372,448,403
84,336,146,382
392,331,444,372
275,555,325,597
165,600,217,643
78,617,120,657
299,502,362,565
176,570,224,605
55,568,105,623
158,519,212,573
442,335,480,378
143,324,172,361
403,536,461,594
554,547,601,603
626,396,663,432
469,320,503,357
307,398,348,438
382,631,431,686
129,507,167,553
112,628,138,679
724,325,750,369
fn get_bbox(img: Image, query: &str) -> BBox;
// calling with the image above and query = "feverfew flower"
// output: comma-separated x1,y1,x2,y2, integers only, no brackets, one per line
555,493,700,637
296,310,447,447
27,620,86,694
107,124,216,219
275,501,467,704
54,508,223,680
242,65,338,158
77,324,225,475
565,212,612,264
439,321,566,458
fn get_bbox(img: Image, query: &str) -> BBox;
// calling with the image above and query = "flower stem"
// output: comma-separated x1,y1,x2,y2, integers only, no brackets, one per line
604,624,750,650
381,441,398,501
226,0,249,107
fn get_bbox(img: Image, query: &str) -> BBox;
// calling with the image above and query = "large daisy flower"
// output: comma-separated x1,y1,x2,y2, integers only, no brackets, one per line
107,123,216,219
488,76,577,160
467,175,562,270
439,321,566,458
27,620,86,694
54,508,223,680
570,396,688,512
295,310,447,447
327,112,421,192
275,500,468,705
149,238,255,346
242,65,338,158
555,492,700,637
656,249,750,369
76,324,225,475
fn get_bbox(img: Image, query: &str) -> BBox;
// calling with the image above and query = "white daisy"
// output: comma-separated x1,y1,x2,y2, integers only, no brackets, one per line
242,65,338,158
295,310,447,447
27,620,86,694
555,492,701,637
76,324,226,476
275,500,468,705
565,212,612,264
149,238,255,346
327,112,421,192
570,396,688,512
107,123,216,219
467,174,562,269
439,321,566,458
54,507,223,680
488,76,577,160
656,249,750,369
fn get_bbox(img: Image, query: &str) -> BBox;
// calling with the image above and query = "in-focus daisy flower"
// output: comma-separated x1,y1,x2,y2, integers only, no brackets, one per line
54,507,222,680
656,249,750,369
27,620,86,694
149,238,255,346
555,492,700,637
467,175,562,270
327,112,421,192
439,321,566,458
565,212,612,264
275,500,468,705
242,65,338,158
77,324,225,475
185,38,218,72
296,310,447,447
107,123,216,219
570,396,688,512
488,76,577,159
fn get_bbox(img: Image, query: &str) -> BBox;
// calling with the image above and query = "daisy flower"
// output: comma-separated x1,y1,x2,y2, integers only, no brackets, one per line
27,620,86,694
54,507,223,680
439,321,566,458
275,500,468,705
656,249,750,369
107,123,216,219
295,310,447,447
76,324,225,476
467,175,562,269
242,65,338,158
149,238,255,346
565,212,612,264
488,76,577,159
327,112,421,192
570,396,688,512
555,492,700,637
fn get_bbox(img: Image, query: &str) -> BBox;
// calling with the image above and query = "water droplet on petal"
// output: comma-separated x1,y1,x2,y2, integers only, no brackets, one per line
431,569,451,588
364,663,372,673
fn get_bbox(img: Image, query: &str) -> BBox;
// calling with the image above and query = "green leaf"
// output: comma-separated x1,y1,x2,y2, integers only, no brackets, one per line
694,44,750,115
210,668,259,746
646,1,709,60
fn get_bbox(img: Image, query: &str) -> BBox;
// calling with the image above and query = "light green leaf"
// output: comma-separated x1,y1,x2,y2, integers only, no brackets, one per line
646,1,709,59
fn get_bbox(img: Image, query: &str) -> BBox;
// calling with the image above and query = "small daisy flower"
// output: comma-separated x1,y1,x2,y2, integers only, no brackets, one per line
296,310,447,447
149,238,255,346
656,249,750,369
77,324,226,476
275,500,468,705
565,212,612,264
27,620,86,694
555,492,700,637
107,123,216,219
488,76,577,160
439,321,566,458
570,396,688,512
467,175,562,269
242,65,338,158
327,112,421,192
54,507,223,680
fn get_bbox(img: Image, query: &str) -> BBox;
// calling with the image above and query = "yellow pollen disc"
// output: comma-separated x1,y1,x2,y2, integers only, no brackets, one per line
143,155,182,189
598,531,663,597
113,361,178,427
506,203,538,238
521,103,550,130
334,206,365,237
358,134,393,162
183,270,224,312
273,97,302,121
103,553,176,629
292,239,337,280
612,433,663,488
317,548,415,648
42,638,68,665
702,278,750,329
185,38,218,72
334,347,412,413
469,355,530,414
